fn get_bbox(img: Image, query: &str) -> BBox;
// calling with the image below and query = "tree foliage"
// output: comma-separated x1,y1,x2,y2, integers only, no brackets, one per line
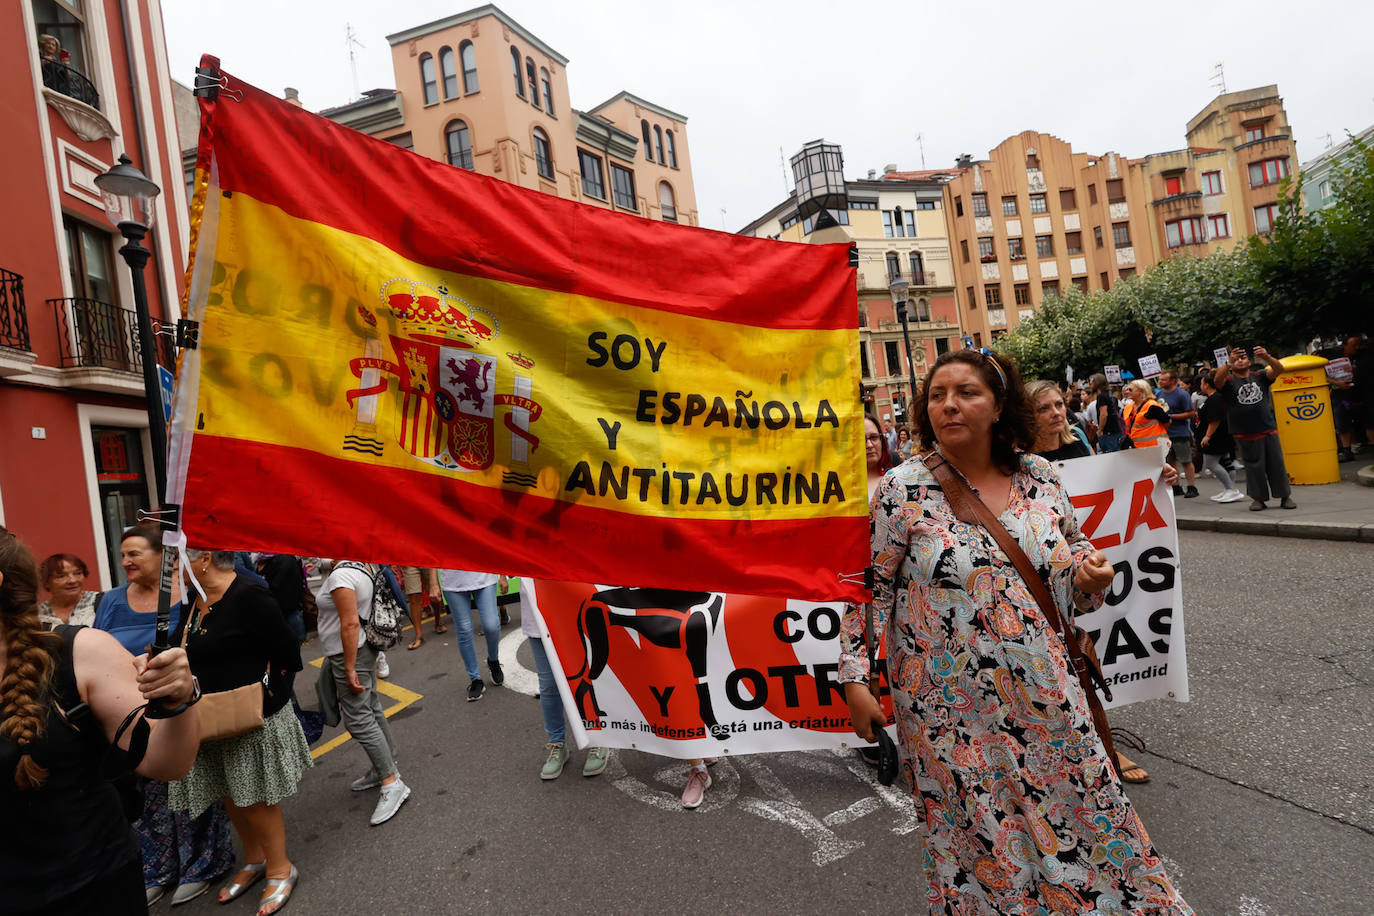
1001,137,1374,378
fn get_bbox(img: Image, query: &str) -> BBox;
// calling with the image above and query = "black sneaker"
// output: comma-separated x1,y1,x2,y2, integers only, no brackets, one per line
1338,448,1356,462
1184,486,1199,498
467,678,485,701
499,607,511,626
488,659,504,686
1172,485,1185,496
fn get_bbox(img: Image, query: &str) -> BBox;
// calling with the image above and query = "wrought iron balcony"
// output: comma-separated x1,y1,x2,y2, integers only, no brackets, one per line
51,298,173,372
0,269,29,350
41,59,100,109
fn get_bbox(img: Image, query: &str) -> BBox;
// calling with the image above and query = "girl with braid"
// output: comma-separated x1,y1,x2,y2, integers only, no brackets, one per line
0,526,201,914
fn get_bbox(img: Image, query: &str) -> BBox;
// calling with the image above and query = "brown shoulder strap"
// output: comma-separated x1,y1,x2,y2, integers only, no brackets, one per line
920,451,1073,646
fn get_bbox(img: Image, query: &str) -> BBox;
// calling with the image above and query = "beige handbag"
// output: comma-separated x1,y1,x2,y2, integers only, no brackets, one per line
183,605,266,742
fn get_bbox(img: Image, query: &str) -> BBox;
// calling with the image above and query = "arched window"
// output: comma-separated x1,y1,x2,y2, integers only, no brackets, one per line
445,120,473,170
665,130,677,168
460,41,478,94
533,127,553,180
526,57,539,108
653,125,665,164
419,53,438,106
540,68,554,115
658,181,676,222
439,47,458,99
641,121,652,161
510,46,524,98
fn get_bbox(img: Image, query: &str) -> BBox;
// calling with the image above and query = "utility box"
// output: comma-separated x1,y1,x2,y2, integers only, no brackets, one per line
1272,354,1340,484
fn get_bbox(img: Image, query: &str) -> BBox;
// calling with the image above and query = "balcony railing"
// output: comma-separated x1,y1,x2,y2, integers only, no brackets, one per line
51,298,174,372
41,59,100,109
1,269,29,351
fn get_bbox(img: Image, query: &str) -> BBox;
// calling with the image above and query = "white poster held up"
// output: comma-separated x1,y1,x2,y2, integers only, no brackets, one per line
1213,346,1231,367
1049,447,1190,708
1104,364,1122,384
1138,353,1162,379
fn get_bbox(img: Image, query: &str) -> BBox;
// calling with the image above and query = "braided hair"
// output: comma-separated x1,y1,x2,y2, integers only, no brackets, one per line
0,526,63,789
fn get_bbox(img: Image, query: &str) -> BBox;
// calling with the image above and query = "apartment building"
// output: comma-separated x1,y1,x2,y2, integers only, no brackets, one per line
739,141,963,425
2,0,189,584
944,134,1155,343
1299,124,1373,213
315,4,697,226
1137,86,1299,257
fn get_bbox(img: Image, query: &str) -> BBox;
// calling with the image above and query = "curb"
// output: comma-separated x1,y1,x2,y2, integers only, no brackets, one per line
1358,465,1374,488
1177,515,1374,542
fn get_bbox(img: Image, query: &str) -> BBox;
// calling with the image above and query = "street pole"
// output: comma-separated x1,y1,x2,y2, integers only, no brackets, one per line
897,298,918,410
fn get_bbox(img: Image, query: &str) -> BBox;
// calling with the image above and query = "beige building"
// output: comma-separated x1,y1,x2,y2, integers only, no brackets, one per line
739,141,963,426
316,4,697,226
943,135,1155,344
1136,85,1297,258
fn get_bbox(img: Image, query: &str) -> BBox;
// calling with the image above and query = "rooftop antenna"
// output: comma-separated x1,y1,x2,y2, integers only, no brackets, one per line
1324,132,1334,149
915,132,927,170
346,23,365,101
779,145,790,194
719,207,728,231
1210,62,1226,96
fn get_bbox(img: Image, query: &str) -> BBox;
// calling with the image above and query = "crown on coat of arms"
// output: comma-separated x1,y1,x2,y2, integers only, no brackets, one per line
506,351,534,369
378,277,498,344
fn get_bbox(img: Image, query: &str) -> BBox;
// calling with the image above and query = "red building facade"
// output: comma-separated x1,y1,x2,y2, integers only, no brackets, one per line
1,0,188,587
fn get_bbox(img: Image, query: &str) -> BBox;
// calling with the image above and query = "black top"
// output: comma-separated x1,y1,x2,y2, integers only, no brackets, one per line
258,554,305,620
0,626,137,910
173,575,302,717
1216,372,1277,435
1095,391,1121,435
1197,396,1234,455
1040,440,1091,462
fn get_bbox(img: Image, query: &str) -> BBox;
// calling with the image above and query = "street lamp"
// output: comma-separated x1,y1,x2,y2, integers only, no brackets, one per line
889,276,918,418
95,154,175,651
95,154,166,495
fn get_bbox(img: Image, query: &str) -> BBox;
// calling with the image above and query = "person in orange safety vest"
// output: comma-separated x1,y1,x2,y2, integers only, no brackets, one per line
1121,379,1170,449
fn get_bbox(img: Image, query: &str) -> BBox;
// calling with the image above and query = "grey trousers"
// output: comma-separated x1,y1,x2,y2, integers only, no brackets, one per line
1237,432,1291,502
325,644,397,778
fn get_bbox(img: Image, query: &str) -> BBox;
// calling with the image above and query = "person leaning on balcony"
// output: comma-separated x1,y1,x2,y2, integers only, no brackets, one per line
37,34,60,61
1,525,201,916
37,552,101,629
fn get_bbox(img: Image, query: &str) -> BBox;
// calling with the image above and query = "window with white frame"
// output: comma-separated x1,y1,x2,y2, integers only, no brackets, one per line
1202,170,1223,195
1208,213,1230,239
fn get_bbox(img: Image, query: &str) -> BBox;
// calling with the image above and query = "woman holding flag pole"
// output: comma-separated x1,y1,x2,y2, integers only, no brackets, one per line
839,349,1192,914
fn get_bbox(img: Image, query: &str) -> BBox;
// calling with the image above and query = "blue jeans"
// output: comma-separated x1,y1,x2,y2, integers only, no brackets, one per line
1097,432,1124,453
446,585,500,682
527,636,566,744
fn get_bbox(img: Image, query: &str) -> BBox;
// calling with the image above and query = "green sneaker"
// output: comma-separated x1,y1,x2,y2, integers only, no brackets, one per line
582,746,611,778
540,743,569,780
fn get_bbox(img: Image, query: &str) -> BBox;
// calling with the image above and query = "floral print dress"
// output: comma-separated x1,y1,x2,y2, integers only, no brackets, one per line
839,453,1192,916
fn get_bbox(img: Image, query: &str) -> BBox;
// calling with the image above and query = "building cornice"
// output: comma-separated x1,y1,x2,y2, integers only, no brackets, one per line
574,111,639,164
588,91,687,124
386,4,569,66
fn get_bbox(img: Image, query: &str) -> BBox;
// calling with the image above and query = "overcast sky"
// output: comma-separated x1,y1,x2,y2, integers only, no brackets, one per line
163,0,1374,232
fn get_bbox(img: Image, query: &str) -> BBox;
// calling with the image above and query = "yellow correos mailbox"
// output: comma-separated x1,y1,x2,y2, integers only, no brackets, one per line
1271,354,1339,484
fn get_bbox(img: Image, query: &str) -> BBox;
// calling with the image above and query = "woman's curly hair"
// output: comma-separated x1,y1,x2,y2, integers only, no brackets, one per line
0,527,63,789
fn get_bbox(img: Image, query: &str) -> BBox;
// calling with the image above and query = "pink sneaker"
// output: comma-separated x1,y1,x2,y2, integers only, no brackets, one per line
681,766,711,809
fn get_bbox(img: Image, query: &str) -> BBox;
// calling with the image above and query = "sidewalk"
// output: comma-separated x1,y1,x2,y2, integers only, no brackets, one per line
1174,456,1374,542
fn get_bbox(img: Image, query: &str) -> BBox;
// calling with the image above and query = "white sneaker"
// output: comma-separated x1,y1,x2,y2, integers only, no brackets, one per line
376,652,390,679
1218,489,1245,503
370,778,410,825
1209,490,1226,501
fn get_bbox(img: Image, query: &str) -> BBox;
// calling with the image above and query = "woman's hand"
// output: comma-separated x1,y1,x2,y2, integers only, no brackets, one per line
498,574,509,594
345,667,364,694
1074,550,1116,595
1161,464,1179,487
133,647,196,707
844,682,886,743
428,583,442,602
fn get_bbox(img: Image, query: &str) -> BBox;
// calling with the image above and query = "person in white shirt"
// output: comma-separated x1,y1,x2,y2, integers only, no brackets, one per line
315,560,409,825
431,568,508,701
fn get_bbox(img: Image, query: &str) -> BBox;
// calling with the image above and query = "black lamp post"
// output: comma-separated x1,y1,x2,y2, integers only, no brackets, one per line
95,154,175,651
889,277,918,415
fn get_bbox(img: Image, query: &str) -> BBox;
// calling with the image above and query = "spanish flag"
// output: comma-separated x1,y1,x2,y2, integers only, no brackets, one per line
175,57,867,602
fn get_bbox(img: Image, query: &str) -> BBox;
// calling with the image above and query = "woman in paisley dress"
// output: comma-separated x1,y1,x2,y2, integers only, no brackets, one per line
840,349,1192,915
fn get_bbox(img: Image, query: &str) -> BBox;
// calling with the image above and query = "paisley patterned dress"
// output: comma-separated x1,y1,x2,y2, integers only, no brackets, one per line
839,453,1192,916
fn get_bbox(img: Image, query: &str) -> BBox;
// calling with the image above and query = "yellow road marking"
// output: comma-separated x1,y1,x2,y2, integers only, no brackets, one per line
307,657,424,761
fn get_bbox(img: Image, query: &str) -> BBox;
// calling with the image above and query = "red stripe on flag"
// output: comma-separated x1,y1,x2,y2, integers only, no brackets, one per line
181,436,869,603
203,65,855,332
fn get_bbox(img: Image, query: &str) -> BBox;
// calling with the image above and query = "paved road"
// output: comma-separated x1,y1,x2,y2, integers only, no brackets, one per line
166,532,1373,915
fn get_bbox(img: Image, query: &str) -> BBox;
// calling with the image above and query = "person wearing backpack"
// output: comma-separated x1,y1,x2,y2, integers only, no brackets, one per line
313,560,409,826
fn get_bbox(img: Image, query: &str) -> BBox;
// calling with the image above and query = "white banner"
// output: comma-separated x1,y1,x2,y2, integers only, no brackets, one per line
530,449,1187,756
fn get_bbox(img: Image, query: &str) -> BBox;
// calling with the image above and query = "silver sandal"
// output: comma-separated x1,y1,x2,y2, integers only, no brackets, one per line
217,861,266,903
256,864,298,916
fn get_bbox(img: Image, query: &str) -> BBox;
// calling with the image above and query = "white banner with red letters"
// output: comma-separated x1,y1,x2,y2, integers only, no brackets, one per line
527,447,1187,757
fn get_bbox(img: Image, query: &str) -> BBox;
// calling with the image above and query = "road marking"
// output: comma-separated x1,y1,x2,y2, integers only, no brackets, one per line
306,657,423,761
498,628,540,696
